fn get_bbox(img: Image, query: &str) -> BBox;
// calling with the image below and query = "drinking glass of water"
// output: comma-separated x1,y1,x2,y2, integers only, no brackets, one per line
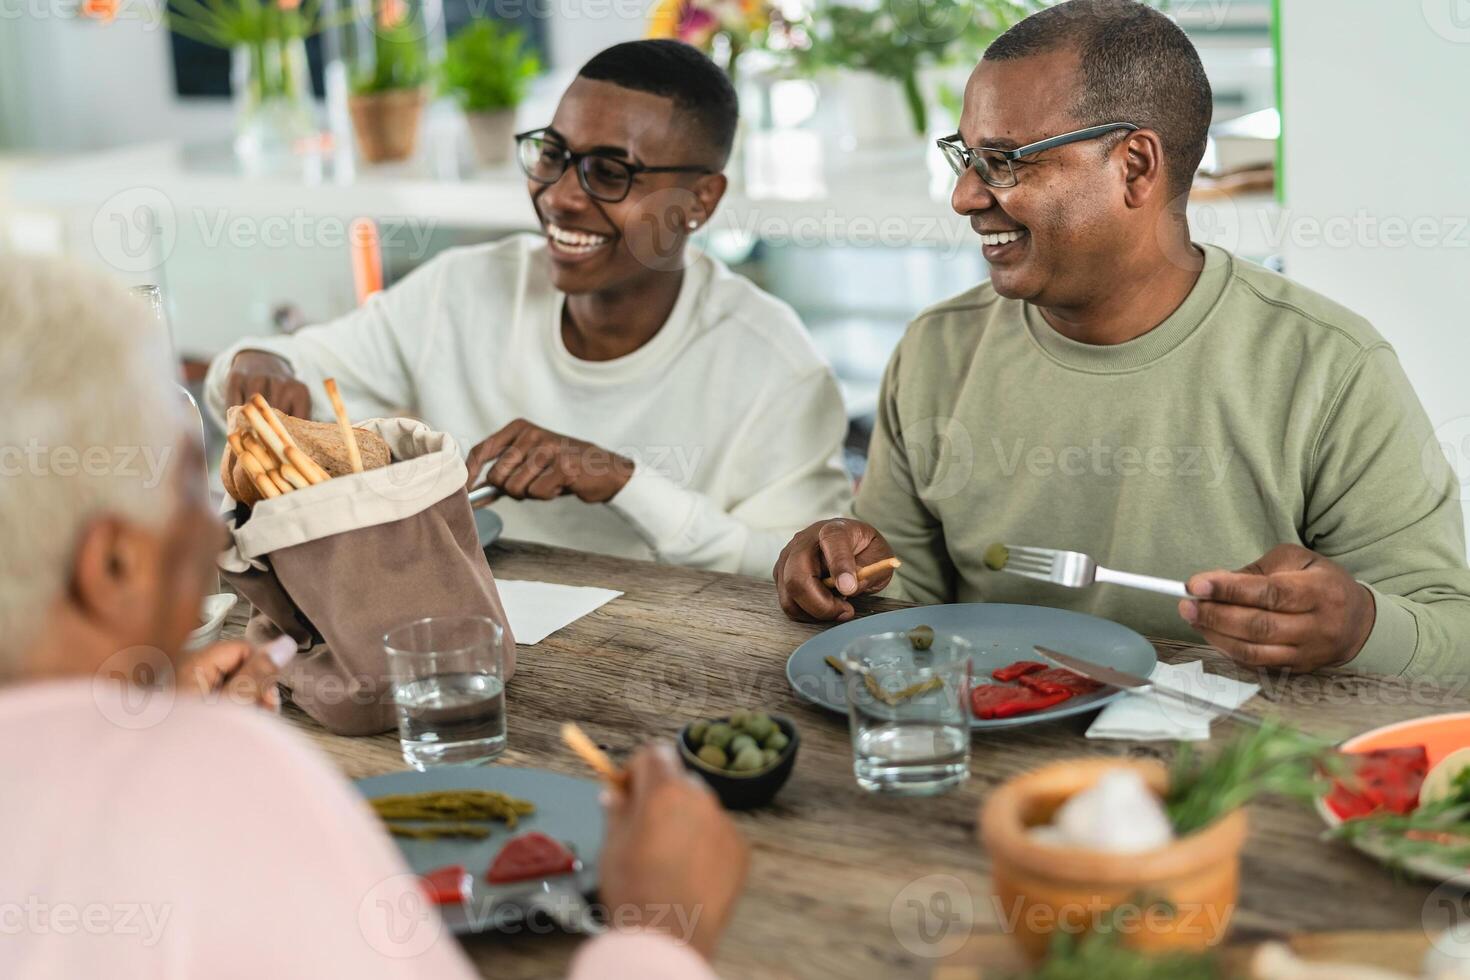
384,615,507,770
843,631,972,795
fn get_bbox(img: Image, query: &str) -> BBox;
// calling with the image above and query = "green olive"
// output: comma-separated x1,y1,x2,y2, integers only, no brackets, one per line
729,709,752,729
697,744,728,768
731,746,765,771
729,734,757,756
744,712,775,740
983,543,1009,571
908,625,935,651
762,748,779,767
764,730,790,753
703,723,735,750
688,720,710,745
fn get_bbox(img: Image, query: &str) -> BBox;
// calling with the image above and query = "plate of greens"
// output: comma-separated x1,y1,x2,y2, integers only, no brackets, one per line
1316,711,1470,882
785,603,1157,730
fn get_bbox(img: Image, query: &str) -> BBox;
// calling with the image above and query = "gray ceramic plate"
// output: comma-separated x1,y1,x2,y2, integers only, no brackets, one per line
785,603,1157,731
356,767,603,935
475,507,504,550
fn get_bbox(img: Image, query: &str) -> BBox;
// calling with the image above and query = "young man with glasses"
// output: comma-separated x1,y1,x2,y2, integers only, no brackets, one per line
776,0,1470,678
209,40,851,577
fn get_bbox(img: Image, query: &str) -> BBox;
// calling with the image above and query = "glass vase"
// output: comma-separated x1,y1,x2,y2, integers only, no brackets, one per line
231,37,318,174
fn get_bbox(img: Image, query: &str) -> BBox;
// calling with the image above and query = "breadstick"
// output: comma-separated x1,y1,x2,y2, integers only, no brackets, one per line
285,446,326,485
822,557,902,589
239,432,278,474
251,393,332,484
269,470,293,495
560,723,627,789
278,463,310,490
250,394,300,450
243,404,289,463
229,434,281,500
322,379,363,473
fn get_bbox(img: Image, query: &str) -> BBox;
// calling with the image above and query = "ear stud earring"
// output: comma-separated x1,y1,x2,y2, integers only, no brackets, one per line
687,219,699,230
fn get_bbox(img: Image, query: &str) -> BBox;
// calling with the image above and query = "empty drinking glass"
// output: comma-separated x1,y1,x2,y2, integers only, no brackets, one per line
385,615,507,770
843,631,972,795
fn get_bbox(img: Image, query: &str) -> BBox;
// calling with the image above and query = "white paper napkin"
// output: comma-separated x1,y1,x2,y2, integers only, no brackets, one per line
1085,660,1259,742
494,580,622,645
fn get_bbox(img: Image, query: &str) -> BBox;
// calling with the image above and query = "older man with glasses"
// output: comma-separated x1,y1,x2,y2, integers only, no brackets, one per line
775,0,1470,678
208,39,851,578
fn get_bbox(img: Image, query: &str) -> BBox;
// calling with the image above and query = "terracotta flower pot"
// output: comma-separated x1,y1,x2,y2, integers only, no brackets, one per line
464,109,516,167
978,758,1247,961
348,87,427,164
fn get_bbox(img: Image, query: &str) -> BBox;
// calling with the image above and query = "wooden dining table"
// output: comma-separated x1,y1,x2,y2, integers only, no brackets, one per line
232,540,1464,979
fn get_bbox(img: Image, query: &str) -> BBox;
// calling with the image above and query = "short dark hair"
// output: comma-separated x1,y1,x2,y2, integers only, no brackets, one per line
984,0,1212,199
577,40,740,168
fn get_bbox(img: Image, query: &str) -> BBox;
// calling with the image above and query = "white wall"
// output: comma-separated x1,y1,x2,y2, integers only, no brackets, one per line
1,12,233,152
546,2,647,71
1279,0,1470,552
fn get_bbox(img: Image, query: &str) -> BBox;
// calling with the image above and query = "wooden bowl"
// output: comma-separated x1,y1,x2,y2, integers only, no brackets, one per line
978,758,1246,960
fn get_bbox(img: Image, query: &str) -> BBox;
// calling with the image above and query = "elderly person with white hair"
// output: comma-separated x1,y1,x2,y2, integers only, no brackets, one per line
0,257,744,979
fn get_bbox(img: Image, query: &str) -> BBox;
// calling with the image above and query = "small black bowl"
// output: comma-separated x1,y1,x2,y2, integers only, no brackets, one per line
679,714,800,810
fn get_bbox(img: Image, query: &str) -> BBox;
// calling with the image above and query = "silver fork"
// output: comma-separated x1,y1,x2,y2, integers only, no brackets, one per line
1000,545,1190,598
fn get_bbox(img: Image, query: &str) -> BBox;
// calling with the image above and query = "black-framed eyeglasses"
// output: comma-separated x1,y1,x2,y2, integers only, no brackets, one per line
515,128,715,204
936,123,1140,188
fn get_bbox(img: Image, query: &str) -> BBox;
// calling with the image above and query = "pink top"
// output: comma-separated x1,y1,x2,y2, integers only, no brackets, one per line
0,680,716,980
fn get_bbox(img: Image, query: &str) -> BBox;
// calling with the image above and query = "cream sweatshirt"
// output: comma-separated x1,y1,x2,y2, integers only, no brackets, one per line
204,235,852,577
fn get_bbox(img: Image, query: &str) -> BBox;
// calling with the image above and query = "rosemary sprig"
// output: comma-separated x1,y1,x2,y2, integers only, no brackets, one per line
1006,911,1232,979
1165,721,1335,837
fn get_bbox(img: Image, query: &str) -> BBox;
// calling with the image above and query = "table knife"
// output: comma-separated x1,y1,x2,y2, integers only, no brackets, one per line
1033,645,1263,728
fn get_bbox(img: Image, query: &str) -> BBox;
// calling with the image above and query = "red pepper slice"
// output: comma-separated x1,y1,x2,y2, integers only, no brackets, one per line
1018,668,1104,697
486,832,577,885
991,661,1047,683
971,683,1074,720
1324,745,1429,821
420,864,471,905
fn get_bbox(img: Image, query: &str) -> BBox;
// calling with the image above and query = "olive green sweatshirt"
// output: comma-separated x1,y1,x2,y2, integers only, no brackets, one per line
856,245,1470,678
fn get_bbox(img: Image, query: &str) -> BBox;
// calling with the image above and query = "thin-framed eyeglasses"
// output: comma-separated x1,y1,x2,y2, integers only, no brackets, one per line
515,128,715,203
936,123,1140,188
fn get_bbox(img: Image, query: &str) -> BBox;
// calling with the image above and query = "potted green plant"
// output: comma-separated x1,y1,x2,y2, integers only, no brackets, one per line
796,0,1037,143
348,1,430,163
438,20,541,167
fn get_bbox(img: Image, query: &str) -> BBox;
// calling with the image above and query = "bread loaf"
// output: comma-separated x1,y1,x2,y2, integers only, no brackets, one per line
280,415,391,477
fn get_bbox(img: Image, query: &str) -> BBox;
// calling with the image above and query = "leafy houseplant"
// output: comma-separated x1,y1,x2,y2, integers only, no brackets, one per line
166,0,333,170
796,0,1039,136
347,1,431,163
439,20,541,167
